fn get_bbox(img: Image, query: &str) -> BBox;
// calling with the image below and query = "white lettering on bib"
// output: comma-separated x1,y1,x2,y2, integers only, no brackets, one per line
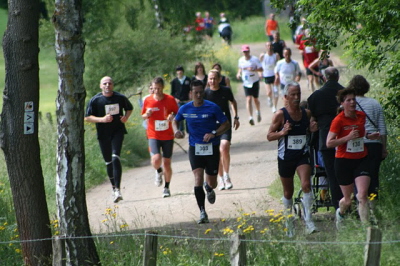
105,103,119,115
287,135,306,150
347,138,364,153
155,120,169,131
195,143,213,156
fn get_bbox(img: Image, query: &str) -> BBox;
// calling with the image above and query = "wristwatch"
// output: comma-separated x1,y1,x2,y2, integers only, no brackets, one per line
234,116,239,120
211,130,217,136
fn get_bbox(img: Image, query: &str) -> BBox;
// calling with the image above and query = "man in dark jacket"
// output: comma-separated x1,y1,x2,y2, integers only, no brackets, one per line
170,65,191,133
307,67,344,209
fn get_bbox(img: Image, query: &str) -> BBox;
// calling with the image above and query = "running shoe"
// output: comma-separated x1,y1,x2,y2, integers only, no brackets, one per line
272,106,277,113
249,118,255,126
204,182,216,204
162,187,171,198
285,216,295,237
224,174,233,190
154,169,163,187
335,208,345,230
218,177,225,191
113,188,123,203
305,220,318,234
198,210,209,224
267,97,273,107
257,112,262,123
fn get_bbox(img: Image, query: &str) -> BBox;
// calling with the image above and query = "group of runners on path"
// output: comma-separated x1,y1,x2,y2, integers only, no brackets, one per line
85,14,387,235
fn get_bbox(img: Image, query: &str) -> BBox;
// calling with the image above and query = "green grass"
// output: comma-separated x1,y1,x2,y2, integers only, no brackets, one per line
231,15,292,44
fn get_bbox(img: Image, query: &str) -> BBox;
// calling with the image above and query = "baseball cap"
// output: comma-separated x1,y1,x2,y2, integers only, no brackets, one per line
241,45,250,52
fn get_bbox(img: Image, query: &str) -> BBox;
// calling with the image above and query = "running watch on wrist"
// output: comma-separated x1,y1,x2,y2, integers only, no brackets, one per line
234,116,239,120
211,130,217,136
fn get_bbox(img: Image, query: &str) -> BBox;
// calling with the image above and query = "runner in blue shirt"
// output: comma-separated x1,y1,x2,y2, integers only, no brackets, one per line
173,79,230,224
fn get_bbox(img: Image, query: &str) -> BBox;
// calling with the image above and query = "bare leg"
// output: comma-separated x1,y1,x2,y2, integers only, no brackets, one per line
220,140,231,175
355,175,370,223
246,96,253,118
163,158,172,183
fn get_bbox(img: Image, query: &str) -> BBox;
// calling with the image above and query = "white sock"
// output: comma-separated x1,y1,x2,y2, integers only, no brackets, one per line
302,192,313,221
282,197,293,215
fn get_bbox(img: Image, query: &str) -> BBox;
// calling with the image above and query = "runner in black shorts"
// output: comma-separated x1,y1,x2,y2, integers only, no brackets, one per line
205,69,240,190
267,82,318,236
173,80,230,224
85,76,133,203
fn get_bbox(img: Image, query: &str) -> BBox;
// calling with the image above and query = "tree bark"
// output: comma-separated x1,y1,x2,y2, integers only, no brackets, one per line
53,0,100,265
0,0,52,265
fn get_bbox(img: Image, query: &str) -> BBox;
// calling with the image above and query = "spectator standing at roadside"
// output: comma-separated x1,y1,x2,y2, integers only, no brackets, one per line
307,67,344,209
204,11,215,39
205,69,240,190
142,77,179,198
171,65,191,133
192,62,208,87
236,44,263,125
260,41,280,113
265,13,279,42
85,76,133,203
173,80,230,224
194,12,205,40
351,75,388,200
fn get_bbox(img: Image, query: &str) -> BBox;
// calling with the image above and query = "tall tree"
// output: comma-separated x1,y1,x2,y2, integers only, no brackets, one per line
53,0,100,264
1,0,52,264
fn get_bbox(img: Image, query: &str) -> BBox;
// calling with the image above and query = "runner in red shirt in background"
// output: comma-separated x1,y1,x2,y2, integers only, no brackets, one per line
298,29,319,92
265,13,279,42
195,12,205,40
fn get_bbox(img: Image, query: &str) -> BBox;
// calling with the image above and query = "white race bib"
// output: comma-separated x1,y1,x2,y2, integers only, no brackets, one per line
195,143,213,156
283,74,293,83
347,138,364,153
305,46,314,54
105,103,120,115
155,120,169,131
267,64,275,71
287,135,306,150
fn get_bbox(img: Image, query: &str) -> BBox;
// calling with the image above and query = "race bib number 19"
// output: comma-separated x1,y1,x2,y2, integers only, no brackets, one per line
195,143,213,156
287,135,306,150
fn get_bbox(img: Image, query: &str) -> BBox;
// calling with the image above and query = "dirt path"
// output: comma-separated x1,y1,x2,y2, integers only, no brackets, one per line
86,41,346,233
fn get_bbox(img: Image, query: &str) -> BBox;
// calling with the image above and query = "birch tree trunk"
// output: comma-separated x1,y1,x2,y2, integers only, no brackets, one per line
53,0,100,264
1,0,52,265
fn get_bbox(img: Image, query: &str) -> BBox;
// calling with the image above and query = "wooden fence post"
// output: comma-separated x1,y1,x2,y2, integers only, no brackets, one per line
143,231,158,266
364,227,382,266
230,233,246,266
52,236,66,266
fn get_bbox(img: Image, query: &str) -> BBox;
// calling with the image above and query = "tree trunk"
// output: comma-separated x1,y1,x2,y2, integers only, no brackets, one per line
0,0,52,265
53,0,100,264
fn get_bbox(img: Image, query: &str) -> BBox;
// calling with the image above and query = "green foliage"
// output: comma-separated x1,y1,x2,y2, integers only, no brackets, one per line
271,0,400,125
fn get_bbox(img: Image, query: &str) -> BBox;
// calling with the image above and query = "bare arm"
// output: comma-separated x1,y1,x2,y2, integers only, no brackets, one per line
120,110,132,123
203,120,230,142
225,76,231,88
85,114,112,124
267,110,290,141
230,99,240,130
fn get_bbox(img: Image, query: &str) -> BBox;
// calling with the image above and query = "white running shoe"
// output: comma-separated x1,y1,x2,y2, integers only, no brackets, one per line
272,106,277,113
218,177,225,190
267,97,273,107
224,174,233,190
113,188,123,203
305,220,318,234
154,169,163,187
162,187,171,198
198,210,209,224
335,208,345,230
257,112,262,123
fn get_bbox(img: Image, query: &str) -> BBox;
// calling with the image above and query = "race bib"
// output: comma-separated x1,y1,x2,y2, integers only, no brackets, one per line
283,74,293,83
267,64,275,71
347,138,364,153
287,135,306,150
155,120,169,131
305,46,314,54
195,143,213,156
105,103,120,115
